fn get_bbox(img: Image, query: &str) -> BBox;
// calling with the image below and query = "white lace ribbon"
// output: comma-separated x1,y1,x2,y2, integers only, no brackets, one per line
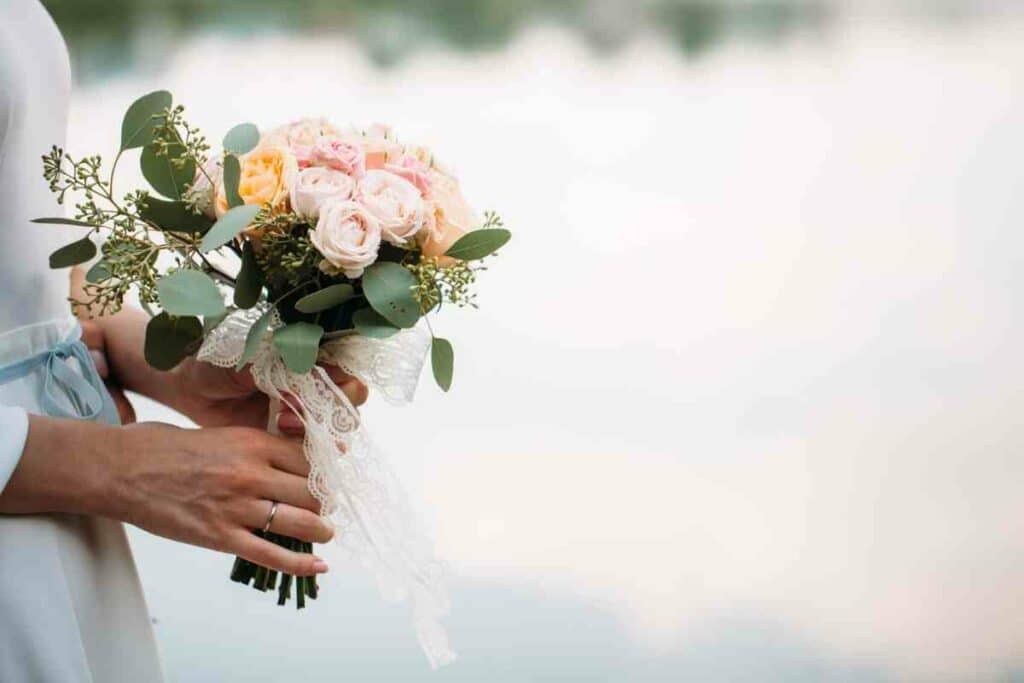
197,306,454,668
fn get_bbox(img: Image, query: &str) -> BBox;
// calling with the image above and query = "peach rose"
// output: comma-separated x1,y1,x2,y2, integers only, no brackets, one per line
214,144,297,218
310,199,381,278
417,171,479,267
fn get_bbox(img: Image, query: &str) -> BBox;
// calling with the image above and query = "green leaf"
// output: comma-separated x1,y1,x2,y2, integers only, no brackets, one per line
444,228,511,261
200,204,260,253
157,269,226,317
85,260,111,283
32,217,95,227
295,284,355,314
141,142,195,200
223,154,243,208
352,307,400,339
139,197,213,235
144,312,203,370
236,308,273,370
362,262,420,328
49,238,97,268
120,90,172,151
233,241,264,309
431,337,454,392
273,322,323,374
223,123,260,156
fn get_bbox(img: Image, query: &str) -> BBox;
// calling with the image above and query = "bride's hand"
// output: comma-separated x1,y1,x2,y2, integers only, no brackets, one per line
172,356,369,434
114,422,333,575
1,416,333,576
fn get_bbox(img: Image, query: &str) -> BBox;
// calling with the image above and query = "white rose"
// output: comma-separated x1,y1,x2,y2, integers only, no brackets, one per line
310,199,382,279
289,167,356,220
357,170,425,246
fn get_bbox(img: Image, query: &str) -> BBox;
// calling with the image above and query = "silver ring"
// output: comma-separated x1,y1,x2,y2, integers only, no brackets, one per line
262,501,279,533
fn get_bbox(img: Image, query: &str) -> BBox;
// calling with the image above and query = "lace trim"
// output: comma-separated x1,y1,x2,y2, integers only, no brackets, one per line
198,307,454,667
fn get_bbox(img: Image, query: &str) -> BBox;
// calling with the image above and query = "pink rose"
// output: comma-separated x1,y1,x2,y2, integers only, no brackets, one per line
296,136,366,177
384,156,432,197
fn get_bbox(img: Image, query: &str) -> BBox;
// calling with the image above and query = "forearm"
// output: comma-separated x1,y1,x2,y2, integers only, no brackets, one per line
90,307,198,418
0,414,121,516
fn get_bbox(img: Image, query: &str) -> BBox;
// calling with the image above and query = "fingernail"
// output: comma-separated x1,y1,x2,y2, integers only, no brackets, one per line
312,559,329,573
89,350,109,378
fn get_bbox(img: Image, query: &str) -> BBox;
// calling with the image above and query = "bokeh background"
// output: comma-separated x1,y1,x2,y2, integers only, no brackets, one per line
41,1,1024,680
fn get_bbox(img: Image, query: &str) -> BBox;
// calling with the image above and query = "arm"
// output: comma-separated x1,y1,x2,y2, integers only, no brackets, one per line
0,414,333,576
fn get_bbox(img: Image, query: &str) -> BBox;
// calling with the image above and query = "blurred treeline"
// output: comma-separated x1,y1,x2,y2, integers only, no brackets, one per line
42,0,830,79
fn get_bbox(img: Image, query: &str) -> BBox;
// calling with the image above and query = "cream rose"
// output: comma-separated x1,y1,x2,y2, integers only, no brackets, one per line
417,171,479,267
289,167,356,220
264,117,341,153
214,143,297,219
357,170,425,246
310,199,381,278
186,156,222,218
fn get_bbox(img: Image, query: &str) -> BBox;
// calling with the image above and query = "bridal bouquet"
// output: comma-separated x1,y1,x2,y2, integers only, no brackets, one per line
36,90,510,666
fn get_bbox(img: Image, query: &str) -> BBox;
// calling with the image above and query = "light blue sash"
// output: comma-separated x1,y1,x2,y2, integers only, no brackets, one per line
0,322,119,424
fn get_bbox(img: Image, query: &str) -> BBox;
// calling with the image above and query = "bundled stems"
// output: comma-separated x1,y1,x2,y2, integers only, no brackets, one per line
229,531,318,608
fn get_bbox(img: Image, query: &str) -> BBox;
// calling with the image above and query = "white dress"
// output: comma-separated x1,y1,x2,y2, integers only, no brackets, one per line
0,2,164,681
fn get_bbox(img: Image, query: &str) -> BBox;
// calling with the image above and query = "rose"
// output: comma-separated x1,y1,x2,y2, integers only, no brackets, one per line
357,170,425,246
186,156,223,218
296,136,366,177
214,144,297,219
363,123,404,170
289,167,356,220
384,155,432,197
264,117,341,153
310,199,382,278
417,170,480,267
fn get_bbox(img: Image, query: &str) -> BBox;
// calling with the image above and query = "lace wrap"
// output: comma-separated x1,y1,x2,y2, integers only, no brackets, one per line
197,307,454,668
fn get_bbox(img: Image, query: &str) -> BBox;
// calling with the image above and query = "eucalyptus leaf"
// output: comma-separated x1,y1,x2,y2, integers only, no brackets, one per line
223,123,260,156
200,204,260,253
444,228,511,261
362,262,420,328
236,308,273,370
120,90,172,151
139,197,213,235
144,312,203,370
352,307,400,339
141,142,195,200
233,242,264,309
32,217,95,228
431,337,454,392
49,238,97,269
157,269,226,317
295,284,355,314
85,260,111,283
222,154,243,208
273,322,323,374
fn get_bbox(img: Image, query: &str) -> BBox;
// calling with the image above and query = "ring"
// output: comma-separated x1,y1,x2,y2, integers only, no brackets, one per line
262,501,279,533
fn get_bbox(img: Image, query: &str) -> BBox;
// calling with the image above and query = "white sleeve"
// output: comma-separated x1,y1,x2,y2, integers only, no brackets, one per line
0,405,29,493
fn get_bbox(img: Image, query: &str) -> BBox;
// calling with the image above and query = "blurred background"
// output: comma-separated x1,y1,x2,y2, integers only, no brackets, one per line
41,0,1024,680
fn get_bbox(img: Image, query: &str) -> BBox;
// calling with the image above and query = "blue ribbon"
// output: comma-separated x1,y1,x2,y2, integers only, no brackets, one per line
0,324,111,421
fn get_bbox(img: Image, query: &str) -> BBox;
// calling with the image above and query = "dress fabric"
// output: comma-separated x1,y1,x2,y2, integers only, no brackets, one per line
0,2,164,681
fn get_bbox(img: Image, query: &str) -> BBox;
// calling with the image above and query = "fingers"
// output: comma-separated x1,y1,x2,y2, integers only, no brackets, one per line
108,386,137,424
242,500,334,544
229,530,329,577
259,469,320,514
264,435,310,477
